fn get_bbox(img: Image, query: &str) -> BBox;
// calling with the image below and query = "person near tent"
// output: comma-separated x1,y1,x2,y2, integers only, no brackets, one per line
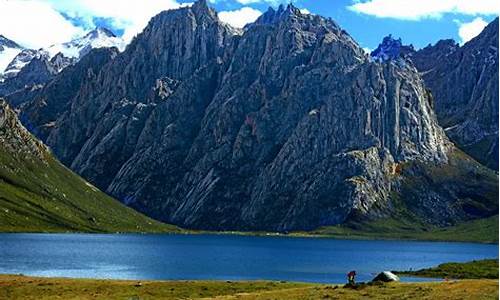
347,270,356,285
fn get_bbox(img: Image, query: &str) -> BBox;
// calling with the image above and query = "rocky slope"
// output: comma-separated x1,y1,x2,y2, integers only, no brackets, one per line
0,99,177,233
10,0,498,231
408,18,499,170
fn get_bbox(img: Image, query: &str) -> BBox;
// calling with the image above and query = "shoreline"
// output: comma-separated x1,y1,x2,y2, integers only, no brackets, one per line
1,214,497,244
0,229,498,245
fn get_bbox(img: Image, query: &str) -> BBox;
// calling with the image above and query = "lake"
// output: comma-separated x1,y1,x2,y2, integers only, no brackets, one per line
0,234,497,283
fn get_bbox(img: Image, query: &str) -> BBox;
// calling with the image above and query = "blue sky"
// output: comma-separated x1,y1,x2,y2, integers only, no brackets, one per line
0,0,498,50
207,0,498,50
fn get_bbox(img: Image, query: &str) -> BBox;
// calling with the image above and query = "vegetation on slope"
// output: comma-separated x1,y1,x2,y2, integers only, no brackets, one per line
301,215,498,243
0,275,497,300
395,259,499,280
0,99,179,233
0,150,179,233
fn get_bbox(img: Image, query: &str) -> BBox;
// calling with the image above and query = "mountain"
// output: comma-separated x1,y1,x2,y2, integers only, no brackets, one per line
407,18,499,170
0,28,124,98
0,35,23,81
11,0,499,232
0,98,178,233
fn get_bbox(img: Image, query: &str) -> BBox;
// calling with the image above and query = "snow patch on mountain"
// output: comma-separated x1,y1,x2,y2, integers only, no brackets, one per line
1,28,124,79
0,35,23,78
0,47,22,76
45,27,126,59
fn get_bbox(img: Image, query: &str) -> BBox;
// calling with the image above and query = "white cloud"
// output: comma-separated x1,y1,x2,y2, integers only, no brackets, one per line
458,17,488,44
0,0,85,49
48,0,184,43
218,7,262,28
348,0,499,20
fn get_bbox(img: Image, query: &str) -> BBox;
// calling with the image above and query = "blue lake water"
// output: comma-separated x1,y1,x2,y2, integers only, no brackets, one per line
0,234,497,283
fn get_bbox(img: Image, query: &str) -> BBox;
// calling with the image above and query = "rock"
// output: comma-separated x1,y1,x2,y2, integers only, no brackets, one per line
8,0,499,231
407,18,499,170
372,271,400,282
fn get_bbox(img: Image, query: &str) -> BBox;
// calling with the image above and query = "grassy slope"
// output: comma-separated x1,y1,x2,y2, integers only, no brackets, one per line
396,259,499,280
0,138,179,233
296,215,499,243
0,275,497,300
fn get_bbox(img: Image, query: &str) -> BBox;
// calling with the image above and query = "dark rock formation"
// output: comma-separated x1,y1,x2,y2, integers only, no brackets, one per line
13,0,498,231
14,47,118,141
408,18,499,170
0,54,58,99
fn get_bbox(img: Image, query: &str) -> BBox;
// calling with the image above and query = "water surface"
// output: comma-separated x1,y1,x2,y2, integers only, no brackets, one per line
0,234,497,283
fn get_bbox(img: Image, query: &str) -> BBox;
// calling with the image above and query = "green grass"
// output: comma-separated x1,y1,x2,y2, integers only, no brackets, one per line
0,275,497,300
0,119,180,233
395,259,499,280
296,215,498,243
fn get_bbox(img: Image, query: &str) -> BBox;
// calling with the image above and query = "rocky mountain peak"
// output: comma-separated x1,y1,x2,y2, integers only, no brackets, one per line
253,3,303,26
191,0,215,18
85,27,117,39
0,35,22,50
7,2,496,232
371,34,403,61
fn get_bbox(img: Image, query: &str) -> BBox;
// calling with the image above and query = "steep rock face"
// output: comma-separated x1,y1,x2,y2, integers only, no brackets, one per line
409,18,499,170
17,1,498,231
0,55,59,100
45,0,235,190
13,48,118,141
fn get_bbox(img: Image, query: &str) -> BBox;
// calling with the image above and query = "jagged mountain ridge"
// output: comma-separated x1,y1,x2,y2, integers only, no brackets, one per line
0,99,176,232
407,18,499,170
9,0,498,231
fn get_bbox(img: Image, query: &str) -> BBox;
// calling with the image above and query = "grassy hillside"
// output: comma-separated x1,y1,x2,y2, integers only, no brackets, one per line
0,275,497,300
395,259,499,279
299,215,498,243
0,150,180,233
0,100,179,233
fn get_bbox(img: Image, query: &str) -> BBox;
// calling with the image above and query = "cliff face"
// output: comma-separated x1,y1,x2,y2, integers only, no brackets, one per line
9,1,498,231
409,18,499,170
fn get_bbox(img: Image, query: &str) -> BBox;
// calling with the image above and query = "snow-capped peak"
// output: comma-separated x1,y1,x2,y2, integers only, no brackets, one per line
0,35,23,79
1,28,125,79
45,27,125,60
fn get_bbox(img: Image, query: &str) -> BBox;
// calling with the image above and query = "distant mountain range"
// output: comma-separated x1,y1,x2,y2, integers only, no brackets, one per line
0,28,124,96
0,0,497,233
